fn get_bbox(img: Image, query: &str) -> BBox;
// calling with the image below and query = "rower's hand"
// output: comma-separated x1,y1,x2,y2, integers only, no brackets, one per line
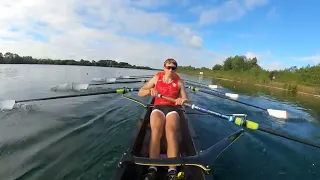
149,88,158,97
175,98,188,105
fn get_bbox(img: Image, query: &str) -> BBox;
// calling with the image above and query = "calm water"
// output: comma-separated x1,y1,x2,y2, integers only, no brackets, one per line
0,64,319,180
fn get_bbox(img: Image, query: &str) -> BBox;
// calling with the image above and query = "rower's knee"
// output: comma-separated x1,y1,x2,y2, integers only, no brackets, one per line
165,112,180,139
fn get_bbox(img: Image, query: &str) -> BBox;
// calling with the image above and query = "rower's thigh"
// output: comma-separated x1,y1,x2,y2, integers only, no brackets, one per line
150,110,165,132
165,112,180,132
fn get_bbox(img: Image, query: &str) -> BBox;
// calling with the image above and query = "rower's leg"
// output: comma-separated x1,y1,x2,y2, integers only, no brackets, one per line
165,112,180,170
149,110,165,159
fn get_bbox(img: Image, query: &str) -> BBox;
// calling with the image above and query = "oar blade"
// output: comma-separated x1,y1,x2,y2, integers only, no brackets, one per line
92,78,106,82
122,76,132,79
225,93,239,99
267,109,288,119
72,83,89,91
208,85,218,89
0,100,16,110
107,78,117,82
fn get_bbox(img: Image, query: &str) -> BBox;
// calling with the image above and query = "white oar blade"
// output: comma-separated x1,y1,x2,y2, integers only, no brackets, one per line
92,78,105,82
225,93,239,99
107,78,117,82
267,109,288,119
0,100,16,110
51,83,72,91
122,76,131,79
72,83,89,91
208,85,218,89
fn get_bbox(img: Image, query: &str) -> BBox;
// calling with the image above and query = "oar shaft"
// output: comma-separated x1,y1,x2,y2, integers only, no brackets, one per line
184,79,209,87
90,80,147,86
258,127,320,149
130,75,153,79
17,88,139,103
196,88,267,111
158,94,231,120
187,86,225,97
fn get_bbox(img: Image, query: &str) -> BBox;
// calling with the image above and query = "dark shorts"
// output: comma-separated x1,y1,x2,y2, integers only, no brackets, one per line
151,105,181,117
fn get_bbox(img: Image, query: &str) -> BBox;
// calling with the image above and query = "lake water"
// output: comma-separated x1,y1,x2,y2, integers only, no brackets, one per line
0,64,319,180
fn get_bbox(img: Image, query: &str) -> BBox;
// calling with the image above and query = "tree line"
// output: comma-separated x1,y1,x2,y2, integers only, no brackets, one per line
0,52,154,70
178,55,320,86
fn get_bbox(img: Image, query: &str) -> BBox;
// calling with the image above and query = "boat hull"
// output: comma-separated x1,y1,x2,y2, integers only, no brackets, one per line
113,96,244,180
113,97,208,179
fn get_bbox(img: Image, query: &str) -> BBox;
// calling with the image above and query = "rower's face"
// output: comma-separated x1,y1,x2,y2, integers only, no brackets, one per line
163,63,177,75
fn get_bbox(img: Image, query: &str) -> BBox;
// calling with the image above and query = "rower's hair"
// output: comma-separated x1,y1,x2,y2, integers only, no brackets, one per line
164,58,178,67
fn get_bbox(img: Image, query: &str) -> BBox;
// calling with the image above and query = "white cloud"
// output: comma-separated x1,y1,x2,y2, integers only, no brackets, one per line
0,0,206,69
199,0,268,25
245,50,271,59
294,54,320,64
245,52,258,59
263,62,281,71
266,7,279,19
244,50,283,70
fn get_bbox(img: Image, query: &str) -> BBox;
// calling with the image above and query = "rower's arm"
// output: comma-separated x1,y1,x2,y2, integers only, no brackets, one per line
178,80,189,101
138,75,157,97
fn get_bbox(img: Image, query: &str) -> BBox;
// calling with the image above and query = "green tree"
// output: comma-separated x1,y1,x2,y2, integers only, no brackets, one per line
231,55,245,70
223,57,233,70
212,64,222,70
0,52,4,64
0,51,154,70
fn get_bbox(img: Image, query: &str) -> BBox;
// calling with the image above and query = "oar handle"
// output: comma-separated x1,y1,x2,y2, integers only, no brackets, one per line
156,94,192,108
157,94,227,118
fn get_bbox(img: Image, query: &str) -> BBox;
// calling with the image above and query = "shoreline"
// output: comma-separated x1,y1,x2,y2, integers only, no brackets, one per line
0,63,162,71
214,76,320,99
179,71,320,99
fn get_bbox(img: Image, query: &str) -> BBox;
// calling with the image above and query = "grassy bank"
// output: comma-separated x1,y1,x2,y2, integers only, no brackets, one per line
178,69,320,96
177,55,320,96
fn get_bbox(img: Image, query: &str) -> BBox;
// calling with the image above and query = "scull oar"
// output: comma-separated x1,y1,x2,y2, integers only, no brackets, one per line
188,86,288,119
53,79,147,91
158,94,320,149
93,75,152,82
0,88,139,110
184,79,219,89
187,86,239,99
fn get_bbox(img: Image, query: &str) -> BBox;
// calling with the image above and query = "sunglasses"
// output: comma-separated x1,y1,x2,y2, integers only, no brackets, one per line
165,66,177,70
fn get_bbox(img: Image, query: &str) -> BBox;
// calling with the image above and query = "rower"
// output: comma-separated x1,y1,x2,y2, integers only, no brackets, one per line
138,58,189,180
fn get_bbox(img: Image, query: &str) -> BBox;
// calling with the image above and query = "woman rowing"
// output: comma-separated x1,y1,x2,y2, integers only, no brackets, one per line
138,58,189,180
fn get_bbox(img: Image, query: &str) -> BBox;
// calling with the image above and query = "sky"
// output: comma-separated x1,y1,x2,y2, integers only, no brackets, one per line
0,0,319,70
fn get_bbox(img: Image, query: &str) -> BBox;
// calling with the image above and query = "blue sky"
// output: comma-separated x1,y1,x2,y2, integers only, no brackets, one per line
126,0,320,69
0,0,319,70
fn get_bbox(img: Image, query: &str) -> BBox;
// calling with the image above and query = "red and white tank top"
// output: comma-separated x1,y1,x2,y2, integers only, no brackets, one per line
154,72,180,106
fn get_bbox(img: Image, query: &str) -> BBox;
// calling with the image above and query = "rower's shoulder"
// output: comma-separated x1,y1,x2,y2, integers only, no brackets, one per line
177,79,185,87
149,74,159,84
